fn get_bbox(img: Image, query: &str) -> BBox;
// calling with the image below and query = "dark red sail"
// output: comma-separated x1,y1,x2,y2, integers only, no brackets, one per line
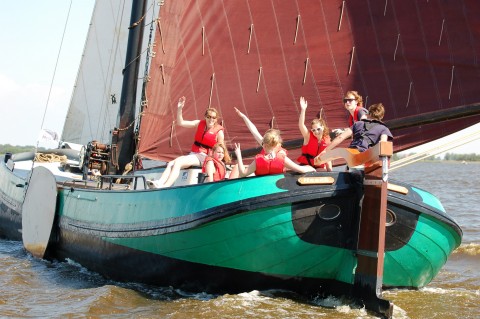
139,0,480,162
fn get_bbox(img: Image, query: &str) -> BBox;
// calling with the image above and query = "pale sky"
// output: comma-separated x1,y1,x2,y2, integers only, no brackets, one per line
0,1,479,154
0,1,95,147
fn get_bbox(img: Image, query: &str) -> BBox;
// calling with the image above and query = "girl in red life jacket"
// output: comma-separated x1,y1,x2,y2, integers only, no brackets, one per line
202,143,231,182
331,90,368,138
344,90,368,127
152,96,224,188
296,96,332,171
234,129,315,177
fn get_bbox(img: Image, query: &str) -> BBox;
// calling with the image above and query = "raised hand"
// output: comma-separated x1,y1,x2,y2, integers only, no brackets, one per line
234,143,242,156
300,96,308,110
178,96,186,109
234,107,245,118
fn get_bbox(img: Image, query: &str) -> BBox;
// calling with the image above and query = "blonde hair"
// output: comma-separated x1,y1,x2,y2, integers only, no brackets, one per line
205,107,220,119
212,142,231,164
262,129,282,148
311,118,330,139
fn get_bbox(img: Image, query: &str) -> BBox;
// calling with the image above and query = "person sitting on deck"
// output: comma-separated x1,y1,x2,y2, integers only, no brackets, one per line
332,90,368,137
234,129,315,177
297,96,333,171
316,103,393,213
150,96,224,188
316,103,393,177
201,142,231,182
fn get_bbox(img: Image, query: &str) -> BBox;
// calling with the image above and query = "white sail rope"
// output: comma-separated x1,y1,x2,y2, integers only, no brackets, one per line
30,0,73,175
390,129,480,171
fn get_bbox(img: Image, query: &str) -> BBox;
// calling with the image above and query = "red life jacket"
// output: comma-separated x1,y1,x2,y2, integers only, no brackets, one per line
254,147,286,176
202,156,226,181
348,106,368,127
191,120,224,154
297,131,329,169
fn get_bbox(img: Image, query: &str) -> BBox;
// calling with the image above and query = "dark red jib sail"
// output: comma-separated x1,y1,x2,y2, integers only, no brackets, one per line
139,0,480,162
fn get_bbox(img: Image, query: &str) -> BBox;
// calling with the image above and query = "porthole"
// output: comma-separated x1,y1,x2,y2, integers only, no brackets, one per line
385,209,396,226
316,204,341,221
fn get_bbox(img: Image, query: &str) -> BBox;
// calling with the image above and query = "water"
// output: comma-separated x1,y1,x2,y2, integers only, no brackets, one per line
1,162,479,318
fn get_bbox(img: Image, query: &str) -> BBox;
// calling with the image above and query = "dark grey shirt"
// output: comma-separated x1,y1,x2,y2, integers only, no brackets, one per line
349,119,393,152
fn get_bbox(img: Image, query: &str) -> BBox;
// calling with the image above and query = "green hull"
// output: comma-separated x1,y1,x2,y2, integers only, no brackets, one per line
50,171,461,290
0,160,462,291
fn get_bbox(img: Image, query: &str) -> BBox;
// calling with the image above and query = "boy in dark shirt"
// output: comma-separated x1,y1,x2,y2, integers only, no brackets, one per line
318,103,393,156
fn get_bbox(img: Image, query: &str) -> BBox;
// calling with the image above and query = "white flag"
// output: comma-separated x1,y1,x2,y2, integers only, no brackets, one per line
38,129,59,143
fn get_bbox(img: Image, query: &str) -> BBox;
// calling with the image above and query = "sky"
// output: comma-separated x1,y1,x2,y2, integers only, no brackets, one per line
0,1,95,147
0,1,479,154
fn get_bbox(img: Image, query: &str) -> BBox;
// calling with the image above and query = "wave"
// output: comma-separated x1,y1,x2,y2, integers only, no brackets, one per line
453,243,480,256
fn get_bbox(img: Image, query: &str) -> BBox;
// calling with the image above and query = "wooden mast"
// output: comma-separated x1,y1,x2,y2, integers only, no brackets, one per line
110,0,147,174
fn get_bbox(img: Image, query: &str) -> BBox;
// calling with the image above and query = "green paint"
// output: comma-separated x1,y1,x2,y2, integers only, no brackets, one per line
383,214,461,287
106,204,355,283
58,175,286,223
411,187,446,213
57,174,460,288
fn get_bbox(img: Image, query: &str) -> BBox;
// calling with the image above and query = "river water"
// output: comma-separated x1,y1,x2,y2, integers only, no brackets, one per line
1,162,478,318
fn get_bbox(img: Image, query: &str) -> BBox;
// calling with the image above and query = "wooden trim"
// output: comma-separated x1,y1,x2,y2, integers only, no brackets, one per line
387,183,408,195
297,176,335,185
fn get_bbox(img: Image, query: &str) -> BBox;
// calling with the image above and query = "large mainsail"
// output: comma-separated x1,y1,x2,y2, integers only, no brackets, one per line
61,0,138,145
139,0,480,162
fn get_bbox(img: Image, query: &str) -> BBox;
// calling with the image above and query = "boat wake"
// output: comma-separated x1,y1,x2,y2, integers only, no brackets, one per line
453,243,480,256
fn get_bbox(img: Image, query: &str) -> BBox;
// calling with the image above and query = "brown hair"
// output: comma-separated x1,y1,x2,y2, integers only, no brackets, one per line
368,103,385,121
344,90,363,107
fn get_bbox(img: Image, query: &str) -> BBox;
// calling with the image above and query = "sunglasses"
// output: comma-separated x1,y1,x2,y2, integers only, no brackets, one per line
343,98,356,103
206,115,217,120
311,127,324,132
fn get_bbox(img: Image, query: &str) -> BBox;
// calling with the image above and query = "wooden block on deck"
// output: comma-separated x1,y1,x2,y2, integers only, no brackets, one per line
315,141,393,168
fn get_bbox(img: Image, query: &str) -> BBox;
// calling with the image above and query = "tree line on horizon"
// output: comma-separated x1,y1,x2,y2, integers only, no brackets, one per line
2,144,480,162
392,152,480,162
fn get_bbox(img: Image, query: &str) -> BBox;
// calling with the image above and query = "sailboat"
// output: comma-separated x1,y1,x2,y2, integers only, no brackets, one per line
2,0,479,317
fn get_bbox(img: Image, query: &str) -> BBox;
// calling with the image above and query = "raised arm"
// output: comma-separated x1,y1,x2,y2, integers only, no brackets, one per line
234,107,263,145
176,96,200,128
298,97,310,140
234,143,256,177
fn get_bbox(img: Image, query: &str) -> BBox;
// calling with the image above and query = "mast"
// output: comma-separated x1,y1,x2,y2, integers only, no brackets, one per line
111,0,147,174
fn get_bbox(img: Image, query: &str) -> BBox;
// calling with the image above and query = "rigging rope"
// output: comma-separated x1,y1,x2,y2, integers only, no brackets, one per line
38,0,73,138
390,129,480,171
34,153,67,164
29,0,73,178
